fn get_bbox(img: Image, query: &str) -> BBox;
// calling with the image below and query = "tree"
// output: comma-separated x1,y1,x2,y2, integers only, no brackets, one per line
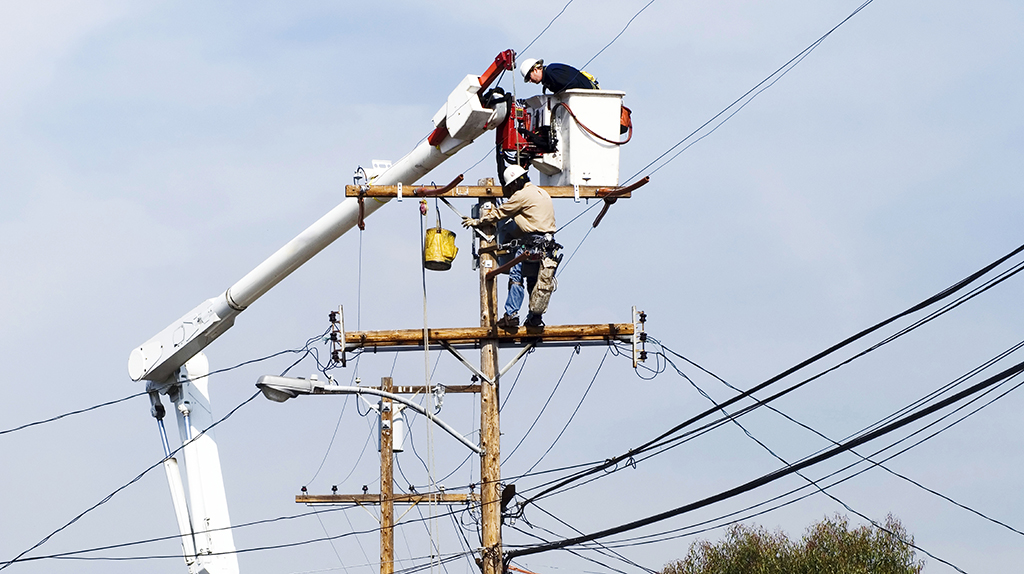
660,514,924,574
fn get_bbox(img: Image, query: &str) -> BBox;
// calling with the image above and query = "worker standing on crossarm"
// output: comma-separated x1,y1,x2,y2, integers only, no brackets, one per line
519,58,599,93
462,165,558,329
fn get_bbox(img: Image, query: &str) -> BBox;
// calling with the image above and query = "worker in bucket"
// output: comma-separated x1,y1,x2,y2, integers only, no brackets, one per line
462,164,559,329
519,58,599,93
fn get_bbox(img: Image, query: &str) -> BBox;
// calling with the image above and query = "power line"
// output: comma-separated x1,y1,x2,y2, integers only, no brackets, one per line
0,391,146,436
0,330,334,439
658,339,1024,539
519,305,1024,505
594,373,1024,550
671,350,965,572
526,502,657,574
503,346,579,465
7,502,469,565
516,241,1024,505
505,358,1024,559
519,0,575,56
24,350,1019,567
1,389,263,570
521,347,609,476
625,0,876,185
580,0,657,72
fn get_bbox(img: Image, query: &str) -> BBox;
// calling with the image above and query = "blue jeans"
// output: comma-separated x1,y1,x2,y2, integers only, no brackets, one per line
505,261,525,317
504,256,540,317
498,219,541,318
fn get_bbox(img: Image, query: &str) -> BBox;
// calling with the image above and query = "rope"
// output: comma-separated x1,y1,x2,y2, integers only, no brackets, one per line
418,203,441,574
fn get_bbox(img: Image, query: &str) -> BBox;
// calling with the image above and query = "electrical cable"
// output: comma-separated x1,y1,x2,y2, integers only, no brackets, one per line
595,372,1024,550
673,352,965,572
521,347,609,476
517,241,1024,505
519,0,575,55
623,0,876,186
503,347,579,465
535,0,879,303
520,325,1023,507
659,339,1024,539
505,358,1024,559
307,358,368,485
507,524,631,574
500,347,532,413
580,0,657,73
448,507,479,571
313,506,350,573
0,389,264,570
1,326,337,568
554,224,596,278
527,502,657,574
417,197,444,574
615,252,1024,464
0,391,147,436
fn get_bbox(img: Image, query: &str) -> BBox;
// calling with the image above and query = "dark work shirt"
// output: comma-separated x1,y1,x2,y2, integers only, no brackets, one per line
541,63,600,93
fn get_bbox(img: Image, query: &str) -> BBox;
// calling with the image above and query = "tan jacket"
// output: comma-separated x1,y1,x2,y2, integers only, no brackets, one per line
479,182,556,234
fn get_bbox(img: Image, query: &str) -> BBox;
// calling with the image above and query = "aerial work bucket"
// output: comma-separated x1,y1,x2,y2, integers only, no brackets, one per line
424,226,458,270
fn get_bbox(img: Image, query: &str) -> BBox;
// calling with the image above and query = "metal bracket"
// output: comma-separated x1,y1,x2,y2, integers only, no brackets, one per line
499,342,536,377
440,341,494,385
329,306,346,367
632,306,648,368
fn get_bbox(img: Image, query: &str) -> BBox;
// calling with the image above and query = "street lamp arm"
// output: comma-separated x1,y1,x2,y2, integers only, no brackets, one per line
255,376,483,455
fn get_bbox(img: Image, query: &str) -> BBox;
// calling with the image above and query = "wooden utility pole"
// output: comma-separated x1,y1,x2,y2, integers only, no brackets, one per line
380,376,395,574
478,202,503,574
304,182,647,574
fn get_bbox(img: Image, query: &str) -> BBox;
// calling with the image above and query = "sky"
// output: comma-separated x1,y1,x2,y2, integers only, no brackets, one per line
2,1,1024,573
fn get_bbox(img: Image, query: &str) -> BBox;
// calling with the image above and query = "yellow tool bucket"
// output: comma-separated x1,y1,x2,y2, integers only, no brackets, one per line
424,226,458,271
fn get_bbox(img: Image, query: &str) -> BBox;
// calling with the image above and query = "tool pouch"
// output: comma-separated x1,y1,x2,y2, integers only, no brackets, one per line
528,256,559,315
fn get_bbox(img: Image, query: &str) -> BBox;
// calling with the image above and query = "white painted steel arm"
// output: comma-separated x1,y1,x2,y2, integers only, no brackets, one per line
255,375,483,455
323,385,483,455
128,74,504,384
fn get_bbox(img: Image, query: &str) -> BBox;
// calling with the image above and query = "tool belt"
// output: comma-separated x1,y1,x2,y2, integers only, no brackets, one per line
503,232,561,262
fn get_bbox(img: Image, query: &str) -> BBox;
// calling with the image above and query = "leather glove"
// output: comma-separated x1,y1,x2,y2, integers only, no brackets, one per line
462,217,479,228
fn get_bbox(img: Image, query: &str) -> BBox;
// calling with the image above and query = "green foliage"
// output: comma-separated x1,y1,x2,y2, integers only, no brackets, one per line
660,514,924,574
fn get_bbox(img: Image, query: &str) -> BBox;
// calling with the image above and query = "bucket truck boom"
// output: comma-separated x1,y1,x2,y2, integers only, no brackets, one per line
129,50,515,574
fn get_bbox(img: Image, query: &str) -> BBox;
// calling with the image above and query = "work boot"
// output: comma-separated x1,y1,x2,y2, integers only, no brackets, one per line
524,313,544,328
496,313,519,329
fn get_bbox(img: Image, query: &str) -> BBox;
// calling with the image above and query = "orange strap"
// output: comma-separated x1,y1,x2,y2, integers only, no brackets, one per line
554,102,632,145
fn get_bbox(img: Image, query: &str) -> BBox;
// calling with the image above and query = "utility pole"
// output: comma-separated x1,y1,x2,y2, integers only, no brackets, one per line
477,202,503,574
298,183,647,574
380,376,395,574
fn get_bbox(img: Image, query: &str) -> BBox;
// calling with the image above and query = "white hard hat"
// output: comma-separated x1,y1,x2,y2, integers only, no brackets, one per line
503,164,527,184
518,58,542,80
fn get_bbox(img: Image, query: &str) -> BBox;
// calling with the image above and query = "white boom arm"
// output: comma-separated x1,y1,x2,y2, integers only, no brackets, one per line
131,51,516,574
